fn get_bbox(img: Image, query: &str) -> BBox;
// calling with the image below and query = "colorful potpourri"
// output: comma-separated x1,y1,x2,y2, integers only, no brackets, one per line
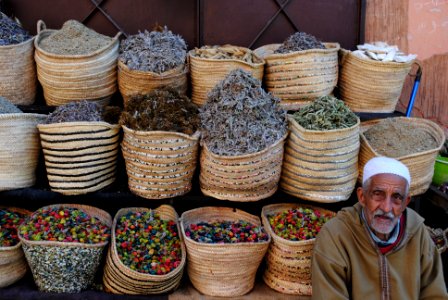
0,209,26,247
185,220,269,243
19,207,110,244
268,207,334,241
115,210,182,275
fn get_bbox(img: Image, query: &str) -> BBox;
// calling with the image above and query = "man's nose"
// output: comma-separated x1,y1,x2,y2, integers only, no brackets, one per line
380,197,393,212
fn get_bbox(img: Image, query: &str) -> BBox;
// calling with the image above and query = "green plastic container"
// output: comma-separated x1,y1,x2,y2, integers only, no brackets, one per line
433,155,448,186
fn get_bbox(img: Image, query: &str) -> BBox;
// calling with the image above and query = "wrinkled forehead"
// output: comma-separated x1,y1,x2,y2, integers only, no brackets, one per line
368,173,408,192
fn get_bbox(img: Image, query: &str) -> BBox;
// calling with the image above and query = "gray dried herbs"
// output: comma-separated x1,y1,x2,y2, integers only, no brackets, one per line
45,101,105,124
120,89,200,135
0,96,22,114
201,69,287,156
275,31,325,54
0,12,31,46
191,45,263,64
292,95,357,130
119,27,187,73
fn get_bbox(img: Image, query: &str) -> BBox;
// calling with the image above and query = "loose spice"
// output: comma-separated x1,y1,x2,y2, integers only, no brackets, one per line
0,96,23,114
45,100,119,124
0,209,26,247
275,31,325,54
0,12,32,46
191,45,263,64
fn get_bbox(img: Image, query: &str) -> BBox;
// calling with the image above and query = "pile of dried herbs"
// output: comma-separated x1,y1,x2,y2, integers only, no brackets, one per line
119,27,187,73
275,31,325,54
0,13,32,46
191,45,263,64
201,69,287,156
120,89,200,135
0,96,22,114
45,100,119,124
39,20,112,55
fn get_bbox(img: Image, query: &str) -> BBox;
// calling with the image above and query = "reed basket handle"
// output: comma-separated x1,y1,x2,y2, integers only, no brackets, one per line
37,20,46,34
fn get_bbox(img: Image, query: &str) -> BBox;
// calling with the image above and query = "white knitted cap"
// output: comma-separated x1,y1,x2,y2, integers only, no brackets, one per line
363,157,411,185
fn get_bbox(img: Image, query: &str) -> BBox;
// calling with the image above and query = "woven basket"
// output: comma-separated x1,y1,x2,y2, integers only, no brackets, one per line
0,113,46,191
121,127,200,199
103,205,186,294
426,226,448,254
18,204,112,293
118,60,188,107
0,37,36,105
254,43,340,110
37,122,120,195
280,115,360,202
0,207,31,288
338,49,415,113
180,206,270,297
34,20,120,106
188,46,265,106
200,134,288,202
359,117,445,196
261,203,336,295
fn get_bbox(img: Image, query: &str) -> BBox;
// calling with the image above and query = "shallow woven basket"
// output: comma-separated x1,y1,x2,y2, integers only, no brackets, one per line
103,205,186,294
121,127,200,199
0,207,31,288
280,115,360,202
18,204,112,293
200,134,288,202
180,206,270,297
261,203,336,295
34,20,120,106
118,60,188,107
0,36,36,105
359,117,445,196
0,113,46,191
254,43,340,110
188,46,265,106
338,49,415,113
37,122,120,195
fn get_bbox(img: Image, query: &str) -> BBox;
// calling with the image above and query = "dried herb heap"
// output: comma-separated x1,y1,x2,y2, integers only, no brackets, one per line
119,27,187,73
39,20,112,55
0,12,32,46
191,45,263,64
45,101,105,124
293,95,358,130
275,31,325,54
0,209,26,247
120,89,200,135
201,69,287,156
0,96,22,114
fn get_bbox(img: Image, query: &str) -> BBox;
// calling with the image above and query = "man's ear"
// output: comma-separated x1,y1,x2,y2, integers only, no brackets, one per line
357,187,366,207
404,195,411,207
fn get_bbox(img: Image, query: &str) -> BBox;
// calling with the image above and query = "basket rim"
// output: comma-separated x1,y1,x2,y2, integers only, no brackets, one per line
254,42,340,59
0,206,32,251
118,59,189,77
287,114,360,133
122,126,201,140
343,48,415,67
0,36,35,49
188,45,265,67
0,113,46,121
38,121,120,130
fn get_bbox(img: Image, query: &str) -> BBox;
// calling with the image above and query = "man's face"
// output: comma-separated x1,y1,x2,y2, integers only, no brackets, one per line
356,173,411,240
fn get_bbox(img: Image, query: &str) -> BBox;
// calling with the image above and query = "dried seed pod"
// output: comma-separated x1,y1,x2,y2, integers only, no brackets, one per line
274,31,325,54
191,45,262,64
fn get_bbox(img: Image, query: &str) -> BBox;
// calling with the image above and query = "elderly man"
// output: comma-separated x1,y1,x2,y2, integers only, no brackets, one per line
312,156,447,299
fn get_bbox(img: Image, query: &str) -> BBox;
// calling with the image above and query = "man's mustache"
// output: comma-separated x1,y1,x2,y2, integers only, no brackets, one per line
373,209,394,220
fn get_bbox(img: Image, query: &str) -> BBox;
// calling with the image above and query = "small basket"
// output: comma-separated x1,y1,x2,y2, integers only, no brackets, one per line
199,134,288,202
180,206,270,297
261,203,336,295
280,115,360,202
359,117,445,196
103,205,186,294
121,127,200,199
18,204,112,293
254,43,340,110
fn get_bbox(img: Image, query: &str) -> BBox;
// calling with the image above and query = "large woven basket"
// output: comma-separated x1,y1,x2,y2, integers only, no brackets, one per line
37,122,120,195
338,49,415,113
0,36,36,105
180,206,270,297
103,205,186,294
34,20,120,106
121,127,200,199
254,43,340,110
118,60,188,107
188,46,265,106
18,204,112,293
280,115,360,202
0,207,31,288
359,117,445,196
200,134,288,202
261,203,336,295
0,113,46,191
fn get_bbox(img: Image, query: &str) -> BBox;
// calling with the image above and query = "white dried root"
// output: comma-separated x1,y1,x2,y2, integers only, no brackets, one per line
354,42,416,63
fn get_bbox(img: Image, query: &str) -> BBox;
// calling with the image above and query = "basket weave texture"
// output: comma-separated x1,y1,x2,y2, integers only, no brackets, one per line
280,115,360,202
359,117,445,196
180,206,270,297
103,205,186,295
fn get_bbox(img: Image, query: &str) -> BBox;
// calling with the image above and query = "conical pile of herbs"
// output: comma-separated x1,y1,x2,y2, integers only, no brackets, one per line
0,96,22,114
292,96,358,131
201,69,287,156
45,100,120,124
119,27,187,73
275,31,325,54
120,89,200,135
0,12,32,46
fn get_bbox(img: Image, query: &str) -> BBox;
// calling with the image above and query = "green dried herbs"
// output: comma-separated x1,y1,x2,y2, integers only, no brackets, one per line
201,69,287,156
45,101,108,124
0,96,22,114
120,89,200,135
0,12,32,46
292,96,358,130
191,45,263,64
275,31,325,54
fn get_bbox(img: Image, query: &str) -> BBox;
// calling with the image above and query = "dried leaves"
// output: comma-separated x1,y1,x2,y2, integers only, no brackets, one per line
0,12,31,46
191,45,263,64
275,31,325,54
119,27,187,73
201,69,287,156
45,101,105,124
0,96,22,114
120,89,200,135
